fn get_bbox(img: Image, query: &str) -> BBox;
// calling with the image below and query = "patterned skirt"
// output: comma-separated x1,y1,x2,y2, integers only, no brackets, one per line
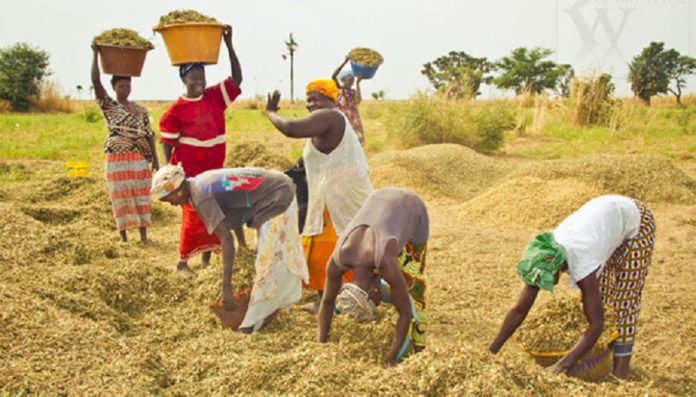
598,200,656,357
105,152,152,232
399,241,428,349
240,199,309,331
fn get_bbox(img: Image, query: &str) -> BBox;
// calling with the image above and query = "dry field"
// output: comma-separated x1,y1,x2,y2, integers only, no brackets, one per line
0,100,695,396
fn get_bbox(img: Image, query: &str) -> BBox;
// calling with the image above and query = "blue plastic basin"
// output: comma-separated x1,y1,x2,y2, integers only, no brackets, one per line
350,60,381,80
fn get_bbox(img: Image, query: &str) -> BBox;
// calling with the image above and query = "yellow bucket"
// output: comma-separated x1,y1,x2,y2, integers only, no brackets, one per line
65,161,88,178
525,331,619,382
154,23,224,65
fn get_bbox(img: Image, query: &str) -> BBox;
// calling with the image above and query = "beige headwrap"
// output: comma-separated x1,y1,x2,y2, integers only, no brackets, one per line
336,283,377,322
150,163,185,199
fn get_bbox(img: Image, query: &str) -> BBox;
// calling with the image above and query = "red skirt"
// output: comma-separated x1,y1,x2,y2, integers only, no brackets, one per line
179,203,220,261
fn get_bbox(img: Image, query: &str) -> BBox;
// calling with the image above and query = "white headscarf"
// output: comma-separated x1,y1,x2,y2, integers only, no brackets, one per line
338,70,354,81
150,163,185,199
336,283,377,322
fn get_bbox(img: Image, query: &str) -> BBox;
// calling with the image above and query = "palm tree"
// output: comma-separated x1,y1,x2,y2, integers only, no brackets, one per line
282,33,298,102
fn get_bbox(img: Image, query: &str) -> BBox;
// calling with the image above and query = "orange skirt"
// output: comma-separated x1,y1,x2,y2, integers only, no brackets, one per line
302,209,352,291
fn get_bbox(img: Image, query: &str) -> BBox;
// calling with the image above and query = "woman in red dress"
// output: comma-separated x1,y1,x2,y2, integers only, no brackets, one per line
159,24,243,275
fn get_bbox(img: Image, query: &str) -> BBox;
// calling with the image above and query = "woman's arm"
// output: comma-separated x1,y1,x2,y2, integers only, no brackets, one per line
380,256,412,365
160,142,173,163
90,44,106,100
147,135,160,170
549,272,604,374
318,258,344,343
331,57,350,89
265,91,336,138
223,25,242,87
355,75,363,105
214,221,237,311
489,283,540,353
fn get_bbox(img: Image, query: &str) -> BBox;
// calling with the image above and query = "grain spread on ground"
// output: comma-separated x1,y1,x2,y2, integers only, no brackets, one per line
1,141,695,395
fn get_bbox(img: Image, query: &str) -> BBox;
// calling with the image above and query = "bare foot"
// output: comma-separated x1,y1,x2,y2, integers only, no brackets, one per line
300,300,320,314
176,261,195,278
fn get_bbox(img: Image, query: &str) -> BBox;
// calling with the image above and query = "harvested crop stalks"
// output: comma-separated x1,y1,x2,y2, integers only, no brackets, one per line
348,48,383,66
156,10,218,28
519,295,617,353
93,29,153,50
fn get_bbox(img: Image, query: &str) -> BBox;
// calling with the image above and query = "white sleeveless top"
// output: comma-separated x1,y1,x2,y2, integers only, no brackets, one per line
302,110,372,236
552,195,641,288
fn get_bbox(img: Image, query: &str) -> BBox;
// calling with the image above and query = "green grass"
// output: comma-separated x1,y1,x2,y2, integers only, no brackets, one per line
503,102,696,160
1,99,695,167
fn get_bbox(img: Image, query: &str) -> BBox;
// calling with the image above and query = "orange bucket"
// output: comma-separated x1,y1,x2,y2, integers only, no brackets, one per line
97,45,150,77
154,23,223,65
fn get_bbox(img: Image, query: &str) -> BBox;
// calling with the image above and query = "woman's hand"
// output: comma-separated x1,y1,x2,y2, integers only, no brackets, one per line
266,90,281,113
91,43,98,53
223,25,233,47
222,290,236,312
546,359,570,375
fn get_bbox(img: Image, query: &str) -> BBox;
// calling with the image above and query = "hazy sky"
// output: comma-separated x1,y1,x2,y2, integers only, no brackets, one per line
1,0,693,100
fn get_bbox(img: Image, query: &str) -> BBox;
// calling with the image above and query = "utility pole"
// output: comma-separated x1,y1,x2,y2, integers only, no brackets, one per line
283,33,298,102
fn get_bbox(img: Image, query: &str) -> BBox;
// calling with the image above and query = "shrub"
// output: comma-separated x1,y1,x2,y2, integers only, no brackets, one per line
389,93,514,153
32,80,73,113
84,107,101,123
569,73,614,127
0,43,50,112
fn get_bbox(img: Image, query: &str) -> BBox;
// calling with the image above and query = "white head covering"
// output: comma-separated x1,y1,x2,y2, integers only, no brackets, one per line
338,70,354,81
336,283,377,322
150,163,185,199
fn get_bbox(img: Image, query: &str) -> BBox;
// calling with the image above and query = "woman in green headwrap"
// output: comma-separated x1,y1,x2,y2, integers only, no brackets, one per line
488,195,656,379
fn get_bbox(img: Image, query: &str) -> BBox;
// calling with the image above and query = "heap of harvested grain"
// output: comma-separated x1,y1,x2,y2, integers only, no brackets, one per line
225,141,293,171
92,28,154,49
519,295,616,353
156,10,218,27
2,158,694,396
509,155,696,204
369,143,513,200
458,177,602,230
348,48,383,67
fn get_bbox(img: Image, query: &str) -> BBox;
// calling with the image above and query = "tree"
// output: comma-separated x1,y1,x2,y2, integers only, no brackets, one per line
557,64,575,98
628,42,679,106
371,90,385,100
282,33,298,102
76,85,83,100
492,47,571,95
667,55,696,105
0,43,50,111
421,51,492,99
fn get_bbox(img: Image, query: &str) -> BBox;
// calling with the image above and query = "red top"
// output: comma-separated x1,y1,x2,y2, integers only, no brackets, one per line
160,78,241,177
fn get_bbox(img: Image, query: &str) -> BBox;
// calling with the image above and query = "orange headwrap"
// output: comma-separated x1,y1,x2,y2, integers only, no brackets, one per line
305,79,339,102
